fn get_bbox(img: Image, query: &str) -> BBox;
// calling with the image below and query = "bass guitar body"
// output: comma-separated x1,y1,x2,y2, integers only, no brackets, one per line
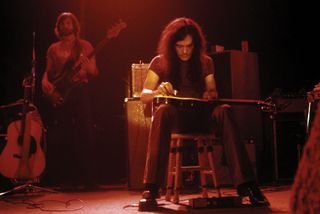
0,114,45,180
48,61,81,107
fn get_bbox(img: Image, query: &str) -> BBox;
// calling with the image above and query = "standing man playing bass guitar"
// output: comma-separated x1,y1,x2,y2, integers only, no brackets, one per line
41,12,98,190
140,17,269,207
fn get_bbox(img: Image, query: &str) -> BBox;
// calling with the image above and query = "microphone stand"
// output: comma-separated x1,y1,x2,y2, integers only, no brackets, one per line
0,32,57,197
31,32,36,102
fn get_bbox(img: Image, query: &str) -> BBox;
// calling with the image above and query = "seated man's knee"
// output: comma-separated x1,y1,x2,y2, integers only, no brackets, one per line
213,104,232,116
154,104,176,117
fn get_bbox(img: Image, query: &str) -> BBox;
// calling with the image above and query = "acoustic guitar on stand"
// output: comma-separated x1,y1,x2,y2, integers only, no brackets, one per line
0,76,45,180
46,20,127,107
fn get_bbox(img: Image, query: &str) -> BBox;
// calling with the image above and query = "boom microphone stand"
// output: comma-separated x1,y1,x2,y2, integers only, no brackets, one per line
0,32,57,197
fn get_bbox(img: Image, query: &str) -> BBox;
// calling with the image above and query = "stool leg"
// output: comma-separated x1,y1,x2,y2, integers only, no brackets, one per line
173,138,182,204
165,139,176,201
197,139,208,198
207,144,222,197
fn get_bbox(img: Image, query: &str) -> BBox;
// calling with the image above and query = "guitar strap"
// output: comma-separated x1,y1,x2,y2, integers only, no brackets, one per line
69,38,82,64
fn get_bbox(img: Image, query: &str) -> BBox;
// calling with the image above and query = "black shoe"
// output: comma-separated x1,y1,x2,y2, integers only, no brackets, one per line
247,186,270,206
237,183,270,206
142,190,160,199
139,190,159,211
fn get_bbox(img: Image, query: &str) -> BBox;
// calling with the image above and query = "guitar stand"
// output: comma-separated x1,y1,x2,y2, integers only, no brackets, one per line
0,179,58,197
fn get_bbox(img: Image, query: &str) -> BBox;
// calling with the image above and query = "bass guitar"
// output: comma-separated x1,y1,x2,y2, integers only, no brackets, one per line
0,76,45,180
47,20,127,107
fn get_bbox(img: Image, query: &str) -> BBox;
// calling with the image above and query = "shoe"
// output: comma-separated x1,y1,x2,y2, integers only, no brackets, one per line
139,190,159,211
247,186,270,206
237,182,270,206
142,190,160,199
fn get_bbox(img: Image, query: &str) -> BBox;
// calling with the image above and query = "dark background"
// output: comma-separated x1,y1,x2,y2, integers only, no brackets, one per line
0,0,309,183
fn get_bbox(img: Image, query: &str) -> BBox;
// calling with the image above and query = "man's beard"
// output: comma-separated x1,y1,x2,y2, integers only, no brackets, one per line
60,29,74,37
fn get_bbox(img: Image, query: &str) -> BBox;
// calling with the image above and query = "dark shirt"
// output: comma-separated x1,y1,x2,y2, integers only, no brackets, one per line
149,55,214,98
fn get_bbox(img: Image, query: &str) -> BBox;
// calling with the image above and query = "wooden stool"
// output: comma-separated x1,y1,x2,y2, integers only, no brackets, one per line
165,133,221,204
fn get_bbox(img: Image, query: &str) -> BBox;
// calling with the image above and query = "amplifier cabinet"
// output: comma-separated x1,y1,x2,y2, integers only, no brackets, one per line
272,112,306,181
125,98,151,189
210,50,260,99
131,63,149,98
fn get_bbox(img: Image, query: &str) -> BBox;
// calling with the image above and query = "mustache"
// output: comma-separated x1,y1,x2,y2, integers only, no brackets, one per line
59,30,74,37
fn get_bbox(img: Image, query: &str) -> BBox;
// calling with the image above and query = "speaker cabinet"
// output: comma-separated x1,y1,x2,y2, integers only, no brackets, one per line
130,63,149,98
211,50,260,99
125,98,151,190
272,112,306,181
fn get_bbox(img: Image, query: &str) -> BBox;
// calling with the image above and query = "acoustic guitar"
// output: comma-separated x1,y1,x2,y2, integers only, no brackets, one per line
46,20,127,107
0,76,45,180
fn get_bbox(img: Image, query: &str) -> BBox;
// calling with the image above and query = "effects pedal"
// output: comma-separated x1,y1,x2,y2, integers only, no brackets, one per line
138,198,158,211
189,196,242,208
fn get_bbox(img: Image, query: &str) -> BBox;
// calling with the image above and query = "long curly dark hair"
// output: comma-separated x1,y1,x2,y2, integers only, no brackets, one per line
157,17,208,89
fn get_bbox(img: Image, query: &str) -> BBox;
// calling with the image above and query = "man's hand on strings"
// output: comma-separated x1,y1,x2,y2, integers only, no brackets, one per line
79,55,96,74
202,90,218,100
72,55,95,83
157,82,176,96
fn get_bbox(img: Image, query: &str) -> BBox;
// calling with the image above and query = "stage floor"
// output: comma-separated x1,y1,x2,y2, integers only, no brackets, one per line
0,184,291,213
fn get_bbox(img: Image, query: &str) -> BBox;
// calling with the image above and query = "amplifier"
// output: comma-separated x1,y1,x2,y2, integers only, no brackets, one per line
270,89,307,113
131,63,149,97
125,98,151,189
274,98,307,113
272,112,306,181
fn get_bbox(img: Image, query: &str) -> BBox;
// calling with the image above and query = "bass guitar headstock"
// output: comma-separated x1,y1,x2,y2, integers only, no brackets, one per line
106,19,127,39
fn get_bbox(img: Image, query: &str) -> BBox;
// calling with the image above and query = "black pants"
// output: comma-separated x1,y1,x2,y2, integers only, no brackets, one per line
143,104,255,187
44,85,96,186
